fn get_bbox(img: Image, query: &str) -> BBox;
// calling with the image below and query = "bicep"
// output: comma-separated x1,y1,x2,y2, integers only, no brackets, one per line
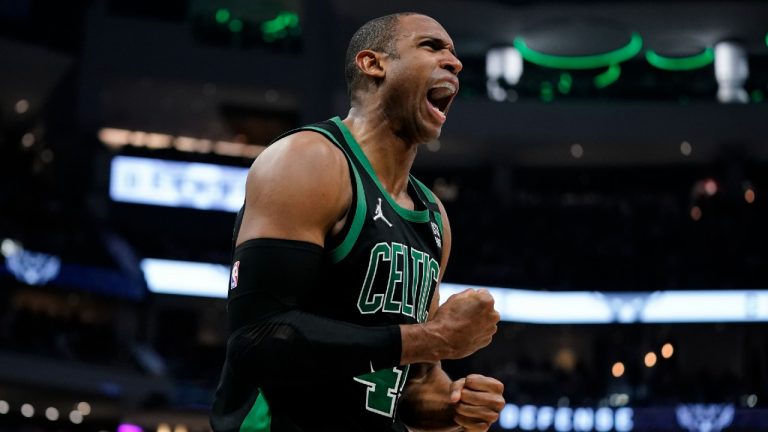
235,133,351,247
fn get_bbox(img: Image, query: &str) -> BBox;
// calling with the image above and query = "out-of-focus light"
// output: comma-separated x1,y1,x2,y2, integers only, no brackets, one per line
752,90,765,103
558,72,573,94
427,140,441,152
117,424,144,432
486,47,523,85
45,407,59,421
21,403,34,418
40,149,54,163
747,394,758,408
21,133,35,148
594,64,622,89
645,48,714,71
609,393,630,407
69,410,83,424
540,82,554,102
228,19,243,33
745,188,756,204
715,41,749,104
611,362,625,378
173,426,188,432
703,179,718,196
214,8,230,23
1,238,22,257
690,206,702,221
0,400,9,414
644,352,657,367
514,33,642,70
157,423,171,432
680,141,692,156
77,402,91,415
15,99,29,114
571,143,584,159
661,343,674,358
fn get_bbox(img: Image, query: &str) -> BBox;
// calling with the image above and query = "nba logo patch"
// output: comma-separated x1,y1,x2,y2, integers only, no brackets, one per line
230,261,240,290
430,222,442,249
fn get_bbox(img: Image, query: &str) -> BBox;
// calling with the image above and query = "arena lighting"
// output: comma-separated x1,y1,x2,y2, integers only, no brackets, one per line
21,403,34,418
110,156,247,212
228,19,243,33
644,352,657,367
140,258,768,324
594,64,622,88
98,127,264,159
45,407,59,421
611,362,625,378
513,33,642,69
680,141,692,156
0,400,8,414
261,11,300,41
558,72,573,94
486,47,524,85
645,48,714,71
14,99,29,114
715,41,749,103
141,258,232,298
214,8,230,24
69,410,83,424
77,402,91,415
499,404,634,432
661,343,674,358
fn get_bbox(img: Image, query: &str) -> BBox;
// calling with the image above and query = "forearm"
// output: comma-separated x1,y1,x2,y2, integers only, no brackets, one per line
228,238,454,383
399,362,459,430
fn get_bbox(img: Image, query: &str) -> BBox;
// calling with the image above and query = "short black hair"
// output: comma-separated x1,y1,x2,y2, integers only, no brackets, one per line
344,12,421,102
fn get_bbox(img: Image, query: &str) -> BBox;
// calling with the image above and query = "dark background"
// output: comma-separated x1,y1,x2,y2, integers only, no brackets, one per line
1,0,767,430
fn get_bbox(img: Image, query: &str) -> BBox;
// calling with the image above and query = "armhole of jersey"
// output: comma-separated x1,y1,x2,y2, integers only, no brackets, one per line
240,388,270,432
301,125,367,264
411,177,444,239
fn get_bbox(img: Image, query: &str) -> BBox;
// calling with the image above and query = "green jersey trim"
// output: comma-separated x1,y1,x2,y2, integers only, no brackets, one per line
240,390,270,432
331,117,431,223
302,125,367,263
411,176,444,238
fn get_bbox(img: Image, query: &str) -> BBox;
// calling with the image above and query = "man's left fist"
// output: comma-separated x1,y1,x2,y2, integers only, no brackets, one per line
450,374,505,431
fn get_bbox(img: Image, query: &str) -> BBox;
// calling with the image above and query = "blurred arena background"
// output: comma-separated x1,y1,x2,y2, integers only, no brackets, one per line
1,0,768,431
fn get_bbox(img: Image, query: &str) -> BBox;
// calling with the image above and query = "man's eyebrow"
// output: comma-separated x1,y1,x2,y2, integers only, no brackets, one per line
420,35,457,56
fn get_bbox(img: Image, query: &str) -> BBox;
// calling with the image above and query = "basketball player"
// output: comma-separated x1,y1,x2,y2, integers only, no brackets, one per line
211,13,505,432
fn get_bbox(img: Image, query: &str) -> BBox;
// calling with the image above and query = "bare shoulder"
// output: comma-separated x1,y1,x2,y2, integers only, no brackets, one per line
236,130,352,246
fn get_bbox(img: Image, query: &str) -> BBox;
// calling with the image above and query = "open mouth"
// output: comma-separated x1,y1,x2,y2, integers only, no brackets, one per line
426,81,457,123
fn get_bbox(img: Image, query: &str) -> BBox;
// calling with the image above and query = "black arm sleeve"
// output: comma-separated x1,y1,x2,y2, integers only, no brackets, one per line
225,238,402,385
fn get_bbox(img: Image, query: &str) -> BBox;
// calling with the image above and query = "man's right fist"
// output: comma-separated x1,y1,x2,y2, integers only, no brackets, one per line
426,289,500,359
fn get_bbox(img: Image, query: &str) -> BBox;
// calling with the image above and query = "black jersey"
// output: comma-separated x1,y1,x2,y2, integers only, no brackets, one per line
212,117,444,431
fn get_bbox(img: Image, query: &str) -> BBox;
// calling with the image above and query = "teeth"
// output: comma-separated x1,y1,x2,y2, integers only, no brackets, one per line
431,82,456,96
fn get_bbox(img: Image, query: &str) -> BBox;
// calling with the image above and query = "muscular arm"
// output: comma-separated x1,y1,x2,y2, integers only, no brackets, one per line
226,133,494,386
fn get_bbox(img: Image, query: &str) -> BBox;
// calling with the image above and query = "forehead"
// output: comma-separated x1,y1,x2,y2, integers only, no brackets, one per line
395,15,453,44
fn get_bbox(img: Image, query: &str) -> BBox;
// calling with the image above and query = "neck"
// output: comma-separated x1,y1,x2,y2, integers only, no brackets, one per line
342,104,419,198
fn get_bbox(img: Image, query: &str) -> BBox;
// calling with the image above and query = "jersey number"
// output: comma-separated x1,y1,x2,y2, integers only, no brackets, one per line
353,366,406,417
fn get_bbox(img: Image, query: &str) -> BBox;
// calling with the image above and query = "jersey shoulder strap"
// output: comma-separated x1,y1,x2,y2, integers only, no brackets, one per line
270,119,367,264
410,176,444,239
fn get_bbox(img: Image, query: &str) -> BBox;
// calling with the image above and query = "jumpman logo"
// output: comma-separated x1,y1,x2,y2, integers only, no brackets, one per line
373,198,393,227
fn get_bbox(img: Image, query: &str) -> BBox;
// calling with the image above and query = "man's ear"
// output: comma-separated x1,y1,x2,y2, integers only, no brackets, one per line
355,50,387,80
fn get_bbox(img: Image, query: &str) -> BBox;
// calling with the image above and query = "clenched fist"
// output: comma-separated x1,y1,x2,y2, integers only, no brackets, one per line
450,374,506,431
426,289,500,359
